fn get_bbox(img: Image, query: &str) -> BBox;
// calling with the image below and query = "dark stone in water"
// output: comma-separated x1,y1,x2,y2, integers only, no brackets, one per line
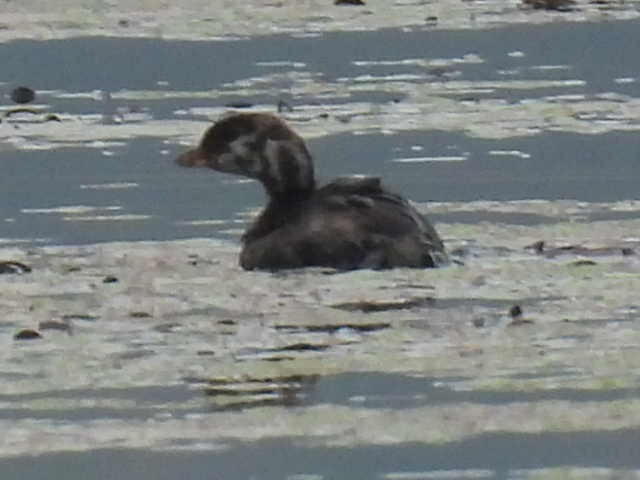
335,0,365,4
508,304,534,326
0,261,31,274
102,275,119,283
225,101,254,109
130,311,152,318
10,86,36,104
14,329,42,340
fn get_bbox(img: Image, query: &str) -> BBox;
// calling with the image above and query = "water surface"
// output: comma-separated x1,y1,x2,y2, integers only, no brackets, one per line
2,17,640,480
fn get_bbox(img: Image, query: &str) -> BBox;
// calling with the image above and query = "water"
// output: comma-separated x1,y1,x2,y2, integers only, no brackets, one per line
2,16,640,480
1,19,640,245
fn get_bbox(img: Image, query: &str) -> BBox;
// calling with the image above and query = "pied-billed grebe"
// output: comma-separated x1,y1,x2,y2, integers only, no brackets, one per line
176,113,447,271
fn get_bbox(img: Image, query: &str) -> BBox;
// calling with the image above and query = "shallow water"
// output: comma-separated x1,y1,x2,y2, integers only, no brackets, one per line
2,13,640,480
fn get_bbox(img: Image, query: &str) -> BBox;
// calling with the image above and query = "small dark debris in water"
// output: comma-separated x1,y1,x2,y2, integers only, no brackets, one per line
522,0,575,10
118,19,130,27
335,0,365,4
318,113,330,119
275,322,390,333
62,313,98,321
14,329,42,340
187,254,201,266
197,350,216,356
383,283,434,291
218,318,236,326
130,311,152,318
263,356,294,362
425,16,438,26
102,275,119,283
508,304,534,326
269,342,329,353
44,114,61,122
10,86,36,104
472,317,485,328
277,99,293,113
569,259,598,267
63,265,82,273
332,296,434,312
225,101,254,109
39,320,72,334
0,261,31,274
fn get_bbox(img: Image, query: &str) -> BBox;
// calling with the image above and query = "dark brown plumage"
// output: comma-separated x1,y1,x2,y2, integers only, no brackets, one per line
176,113,447,271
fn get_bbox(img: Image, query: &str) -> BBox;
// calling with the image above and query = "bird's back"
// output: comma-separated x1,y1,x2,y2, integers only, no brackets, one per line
240,176,447,270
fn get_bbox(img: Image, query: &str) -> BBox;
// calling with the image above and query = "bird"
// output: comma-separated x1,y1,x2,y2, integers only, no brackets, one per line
176,112,447,271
